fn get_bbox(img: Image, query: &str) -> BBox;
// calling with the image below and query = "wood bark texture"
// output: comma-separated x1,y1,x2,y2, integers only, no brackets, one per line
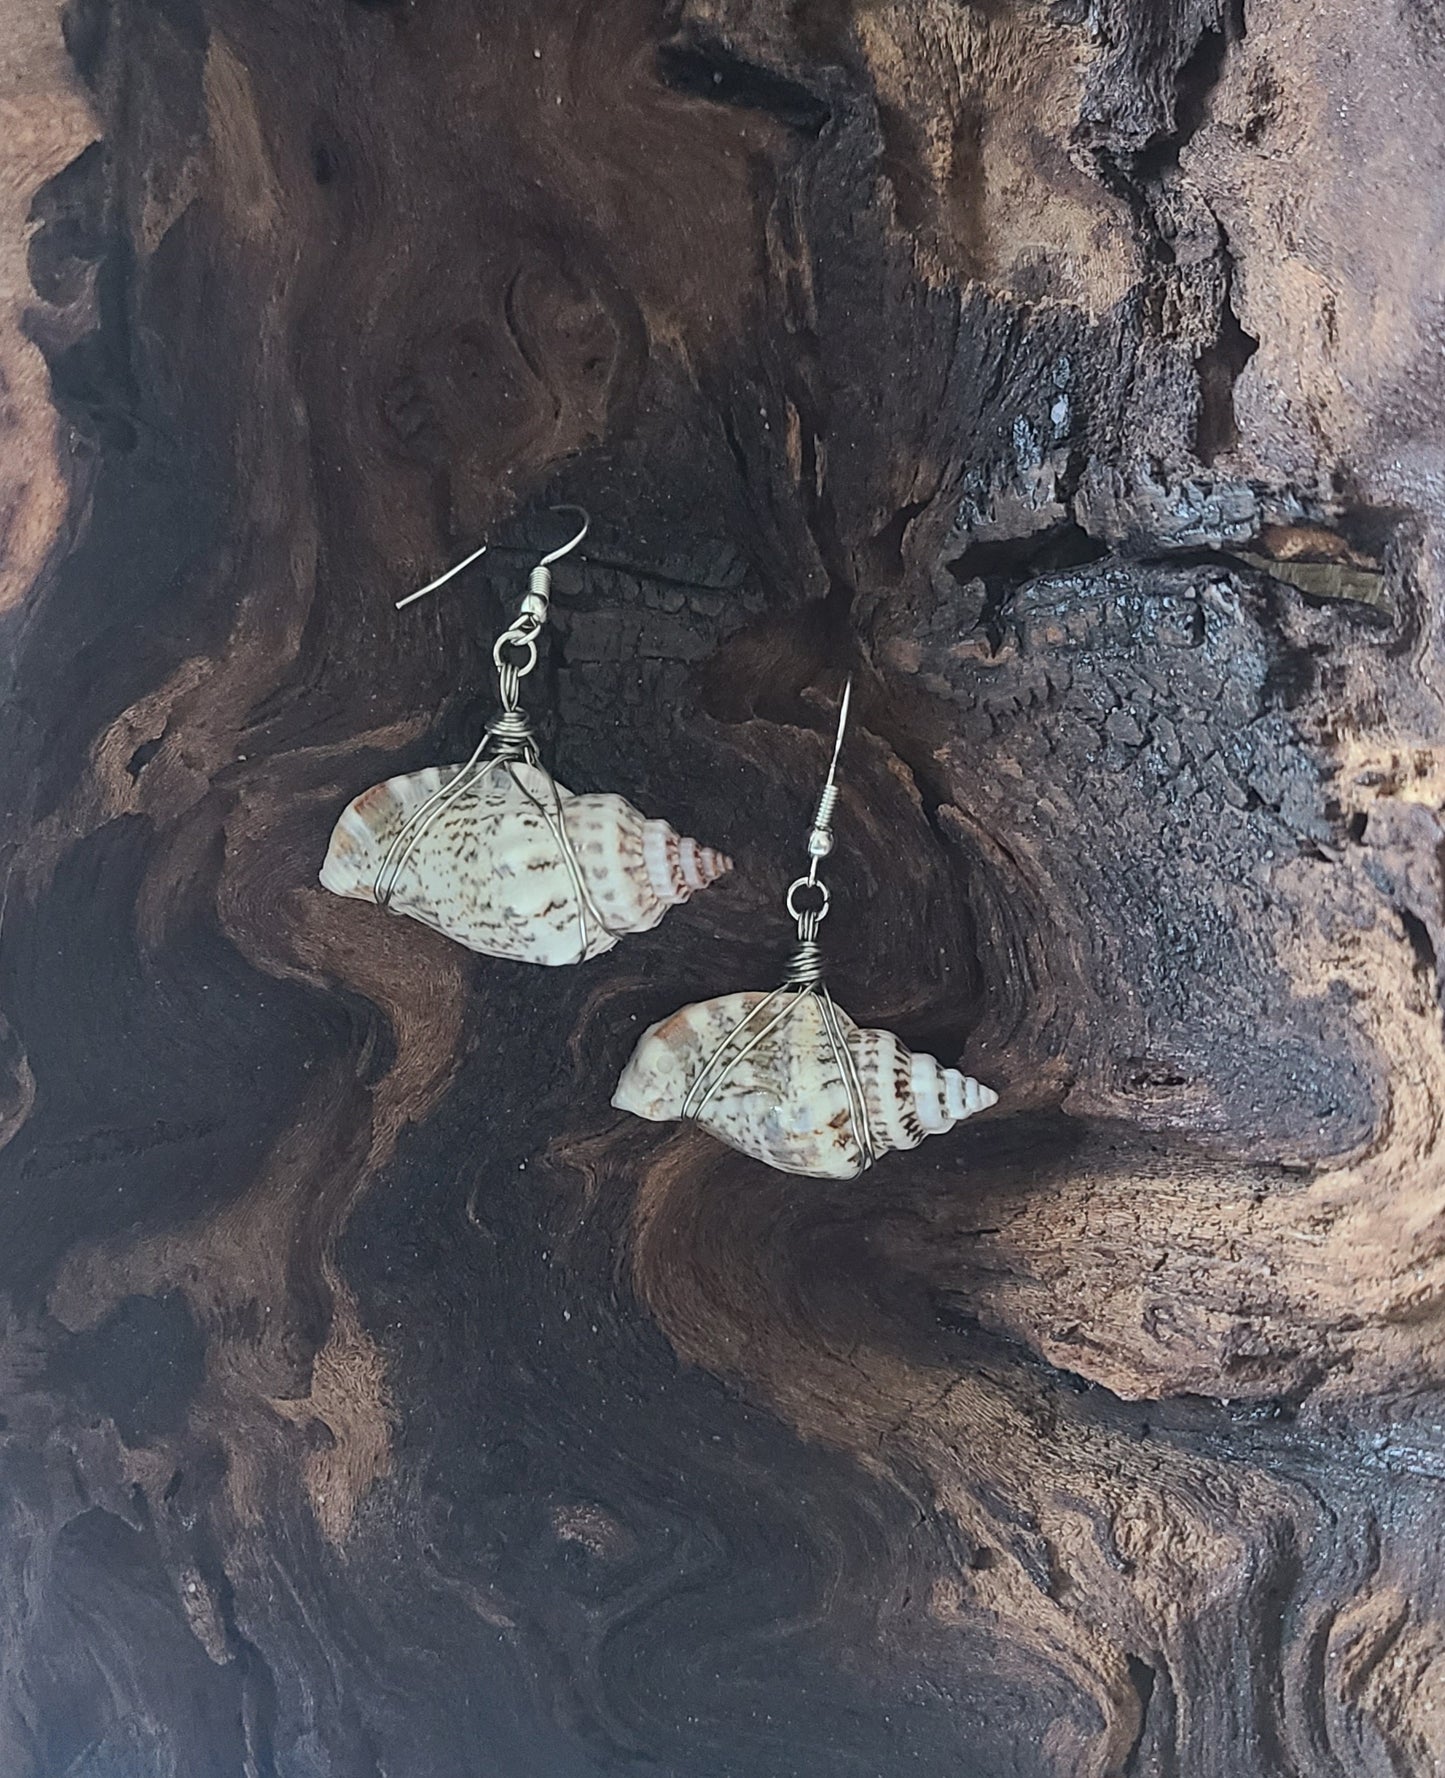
3,0,1445,1773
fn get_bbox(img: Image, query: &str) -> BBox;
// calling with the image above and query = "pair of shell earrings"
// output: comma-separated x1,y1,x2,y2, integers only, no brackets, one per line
322,510,997,1180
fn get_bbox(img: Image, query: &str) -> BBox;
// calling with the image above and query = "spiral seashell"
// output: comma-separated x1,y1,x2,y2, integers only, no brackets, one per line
612,989,997,1179
320,759,731,965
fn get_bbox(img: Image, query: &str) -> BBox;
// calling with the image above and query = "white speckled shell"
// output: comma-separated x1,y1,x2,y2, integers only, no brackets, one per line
320,760,730,965
613,990,997,1179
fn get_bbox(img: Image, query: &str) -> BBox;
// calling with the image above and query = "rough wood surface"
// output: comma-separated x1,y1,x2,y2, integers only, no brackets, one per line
3,1,1445,1774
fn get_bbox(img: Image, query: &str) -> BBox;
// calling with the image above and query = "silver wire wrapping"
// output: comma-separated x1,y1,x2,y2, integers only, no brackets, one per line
321,505,734,965
372,510,613,964
679,677,879,1174
611,674,997,1171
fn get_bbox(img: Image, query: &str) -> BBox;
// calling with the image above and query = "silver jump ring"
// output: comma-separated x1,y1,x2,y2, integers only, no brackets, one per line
493,633,538,678
785,877,831,923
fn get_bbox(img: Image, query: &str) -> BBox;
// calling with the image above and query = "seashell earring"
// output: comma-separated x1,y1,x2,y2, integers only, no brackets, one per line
320,507,731,965
612,678,998,1179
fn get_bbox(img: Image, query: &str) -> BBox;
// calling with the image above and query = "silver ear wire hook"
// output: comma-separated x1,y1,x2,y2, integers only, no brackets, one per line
394,542,489,610
394,504,590,612
807,674,851,866
536,504,590,568
784,673,852,986
515,503,589,632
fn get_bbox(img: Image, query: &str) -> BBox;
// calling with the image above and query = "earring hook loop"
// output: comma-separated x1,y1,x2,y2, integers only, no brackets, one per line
537,504,590,567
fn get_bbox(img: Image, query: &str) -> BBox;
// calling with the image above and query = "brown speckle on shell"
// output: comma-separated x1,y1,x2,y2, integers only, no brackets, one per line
320,759,730,965
612,989,997,1179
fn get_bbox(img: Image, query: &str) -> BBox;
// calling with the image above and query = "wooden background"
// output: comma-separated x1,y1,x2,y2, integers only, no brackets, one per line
4,0,1445,1773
